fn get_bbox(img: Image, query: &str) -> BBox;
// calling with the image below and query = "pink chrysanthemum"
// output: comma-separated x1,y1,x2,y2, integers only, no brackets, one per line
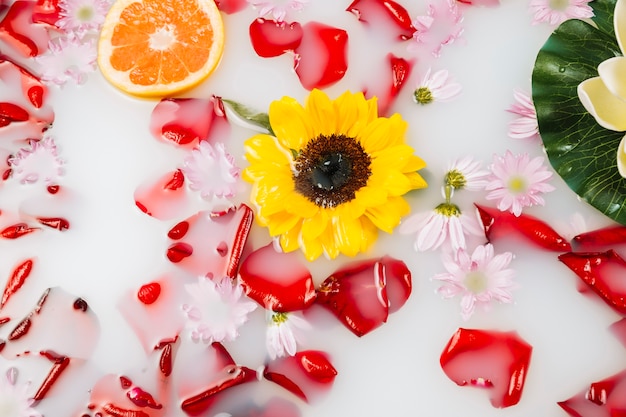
181,276,258,344
247,0,308,22
507,89,539,139
35,35,97,85
181,141,241,200
413,68,462,105
529,0,594,26
0,368,41,417
9,137,65,185
485,150,555,216
266,311,310,360
57,0,111,37
409,0,464,58
445,156,490,191
400,203,483,252
433,243,517,320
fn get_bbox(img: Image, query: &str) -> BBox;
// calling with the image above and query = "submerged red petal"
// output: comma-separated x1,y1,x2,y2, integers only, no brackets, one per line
0,1,52,57
475,204,571,252
249,18,303,58
264,350,337,402
239,242,316,312
214,0,248,13
346,0,416,40
573,225,626,251
316,258,389,337
559,250,626,315
440,328,533,408
134,170,191,220
294,22,348,90
559,369,626,417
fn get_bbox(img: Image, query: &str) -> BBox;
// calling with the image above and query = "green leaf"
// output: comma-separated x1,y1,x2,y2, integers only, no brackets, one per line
531,5,626,224
222,99,274,135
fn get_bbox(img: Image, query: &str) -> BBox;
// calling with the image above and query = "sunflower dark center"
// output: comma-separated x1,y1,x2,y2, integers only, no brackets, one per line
293,134,371,208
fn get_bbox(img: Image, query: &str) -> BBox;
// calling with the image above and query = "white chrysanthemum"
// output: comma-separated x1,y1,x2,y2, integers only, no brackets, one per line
266,311,310,360
181,141,241,200
413,68,462,105
182,276,257,344
35,35,97,85
445,156,490,191
9,137,65,185
57,0,111,37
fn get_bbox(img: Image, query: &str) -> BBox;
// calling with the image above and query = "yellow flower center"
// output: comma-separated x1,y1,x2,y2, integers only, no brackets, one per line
293,134,371,208
507,176,527,194
414,87,433,104
271,312,288,324
464,271,487,293
445,169,466,189
435,202,461,217
548,0,570,11
77,5,94,22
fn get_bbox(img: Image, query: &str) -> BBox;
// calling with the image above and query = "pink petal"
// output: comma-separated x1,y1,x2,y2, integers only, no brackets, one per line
440,328,533,408
249,18,303,58
165,204,253,279
264,350,337,403
239,242,316,312
294,21,348,90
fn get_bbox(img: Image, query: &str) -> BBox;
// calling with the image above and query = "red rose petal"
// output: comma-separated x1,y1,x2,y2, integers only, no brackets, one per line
559,250,626,315
364,54,414,117
165,204,253,279
559,370,626,416
149,97,230,148
294,22,348,90
239,243,316,312
346,0,416,40
573,225,626,251
0,1,52,57
264,350,337,403
610,318,626,349
32,0,62,26
380,255,412,313
475,204,572,252
214,0,248,13
440,328,533,408
249,18,303,58
1,258,34,308
315,258,389,337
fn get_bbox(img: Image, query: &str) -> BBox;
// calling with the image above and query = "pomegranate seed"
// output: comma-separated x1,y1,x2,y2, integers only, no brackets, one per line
137,282,161,305
166,242,193,263
167,220,189,240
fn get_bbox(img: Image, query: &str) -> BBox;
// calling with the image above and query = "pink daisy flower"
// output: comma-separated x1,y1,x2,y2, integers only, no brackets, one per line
8,137,65,185
35,35,97,85
529,0,594,26
57,0,111,37
485,150,555,216
507,89,539,139
445,156,490,191
266,311,310,359
181,141,241,200
413,68,462,105
247,0,308,22
181,276,258,344
433,243,517,320
400,202,483,252
408,0,464,58
0,367,41,417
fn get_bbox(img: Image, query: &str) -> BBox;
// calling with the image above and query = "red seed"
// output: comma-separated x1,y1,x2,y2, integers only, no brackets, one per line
137,282,161,305
167,220,189,240
8,316,31,340
166,242,193,263
73,298,88,312
127,387,162,409
159,343,173,377
0,102,29,122
1,223,39,239
1,258,34,308
119,376,132,389
102,403,150,417
47,184,60,194
164,169,184,190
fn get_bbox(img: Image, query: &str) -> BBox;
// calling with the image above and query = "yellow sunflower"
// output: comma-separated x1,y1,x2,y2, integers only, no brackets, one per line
243,89,428,261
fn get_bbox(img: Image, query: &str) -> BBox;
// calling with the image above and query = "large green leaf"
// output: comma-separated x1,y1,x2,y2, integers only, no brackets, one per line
531,0,626,223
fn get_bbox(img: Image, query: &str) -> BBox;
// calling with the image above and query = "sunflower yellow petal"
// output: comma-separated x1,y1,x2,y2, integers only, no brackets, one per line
279,221,303,253
244,134,291,164
300,233,325,261
334,91,373,136
578,77,626,131
359,114,407,153
301,210,330,240
405,171,428,190
332,216,365,257
270,96,314,150
266,211,303,236
305,89,337,136
283,194,319,218
359,216,379,252
402,154,427,173
364,197,410,233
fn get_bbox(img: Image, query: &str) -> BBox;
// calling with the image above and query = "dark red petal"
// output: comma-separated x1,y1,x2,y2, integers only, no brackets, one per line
475,204,571,252
380,256,411,313
264,350,337,403
573,225,626,251
149,97,230,148
0,223,39,239
239,243,316,312
36,216,70,230
315,258,388,337
559,250,626,315
0,102,29,121
165,204,253,279
249,18,303,58
1,258,34,308
558,370,626,416
346,0,416,40
440,328,533,408
294,22,348,90
32,0,62,26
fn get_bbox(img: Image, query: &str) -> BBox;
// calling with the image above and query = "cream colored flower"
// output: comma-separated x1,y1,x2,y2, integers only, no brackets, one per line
577,0,626,177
